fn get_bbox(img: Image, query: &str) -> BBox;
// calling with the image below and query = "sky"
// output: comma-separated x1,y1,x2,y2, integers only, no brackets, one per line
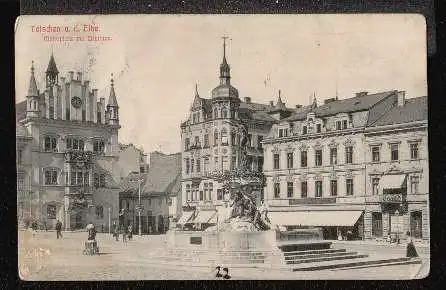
15,14,427,154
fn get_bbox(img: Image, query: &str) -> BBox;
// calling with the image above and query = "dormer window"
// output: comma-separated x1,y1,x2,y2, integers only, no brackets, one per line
342,120,348,129
302,126,307,135
336,121,342,130
316,124,321,133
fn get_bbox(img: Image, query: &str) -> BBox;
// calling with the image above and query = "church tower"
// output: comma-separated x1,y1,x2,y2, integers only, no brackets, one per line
26,61,40,118
106,74,119,126
45,53,59,87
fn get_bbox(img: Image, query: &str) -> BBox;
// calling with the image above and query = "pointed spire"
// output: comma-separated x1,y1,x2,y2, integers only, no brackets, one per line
27,61,38,97
311,93,317,110
195,83,199,98
46,53,59,75
108,73,118,106
219,35,231,85
275,89,286,110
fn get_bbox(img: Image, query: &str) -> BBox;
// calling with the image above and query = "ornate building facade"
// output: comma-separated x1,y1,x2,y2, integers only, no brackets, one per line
263,91,428,241
16,54,121,230
179,39,293,225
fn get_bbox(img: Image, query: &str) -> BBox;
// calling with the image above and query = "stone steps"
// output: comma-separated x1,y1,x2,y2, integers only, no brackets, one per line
329,258,422,271
291,256,421,271
283,248,347,257
284,251,360,261
286,253,368,265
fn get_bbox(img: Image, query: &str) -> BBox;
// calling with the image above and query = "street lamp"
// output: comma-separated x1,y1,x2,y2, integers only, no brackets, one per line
395,209,400,245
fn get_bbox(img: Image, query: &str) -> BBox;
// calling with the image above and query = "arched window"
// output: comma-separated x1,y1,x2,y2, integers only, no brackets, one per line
222,109,228,118
221,128,228,145
214,130,219,146
186,184,191,201
214,108,218,119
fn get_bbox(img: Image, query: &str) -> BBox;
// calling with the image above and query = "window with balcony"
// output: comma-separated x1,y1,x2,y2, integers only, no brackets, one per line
372,178,379,195
274,183,280,198
301,181,307,198
44,169,58,185
204,134,209,148
287,153,293,169
372,146,380,162
185,158,190,174
221,129,228,145
287,182,293,198
273,154,280,169
196,158,200,173
345,146,353,164
301,151,307,167
315,149,322,167
257,136,263,149
44,136,57,152
66,138,84,151
330,148,337,165
194,136,200,147
330,180,338,196
95,205,104,219
410,143,419,160
302,126,307,135
346,178,354,196
390,144,399,161
93,140,105,154
47,204,56,219
315,181,323,197
411,176,420,194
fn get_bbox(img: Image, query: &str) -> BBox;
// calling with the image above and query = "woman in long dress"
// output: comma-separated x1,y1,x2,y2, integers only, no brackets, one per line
406,231,419,258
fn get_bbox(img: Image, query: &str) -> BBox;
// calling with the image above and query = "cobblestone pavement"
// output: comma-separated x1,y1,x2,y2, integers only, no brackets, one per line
18,230,427,280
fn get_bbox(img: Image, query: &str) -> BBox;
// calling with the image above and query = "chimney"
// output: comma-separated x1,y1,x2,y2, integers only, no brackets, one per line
295,105,302,109
68,71,74,82
77,72,83,81
244,97,251,103
355,91,368,98
397,91,405,107
269,101,274,106
324,98,336,104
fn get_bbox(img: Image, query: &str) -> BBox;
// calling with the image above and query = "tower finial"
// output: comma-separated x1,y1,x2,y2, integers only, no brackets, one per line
222,35,228,60
195,83,199,97
110,73,114,87
31,61,35,74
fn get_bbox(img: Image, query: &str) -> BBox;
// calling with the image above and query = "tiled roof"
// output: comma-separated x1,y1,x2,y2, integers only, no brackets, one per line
142,152,181,194
284,91,395,121
239,101,273,111
367,96,427,127
16,100,27,121
119,173,148,192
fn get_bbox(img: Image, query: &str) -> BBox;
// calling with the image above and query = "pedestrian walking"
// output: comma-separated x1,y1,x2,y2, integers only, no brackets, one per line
121,225,127,243
214,266,223,279
55,220,62,239
127,224,133,241
406,231,419,258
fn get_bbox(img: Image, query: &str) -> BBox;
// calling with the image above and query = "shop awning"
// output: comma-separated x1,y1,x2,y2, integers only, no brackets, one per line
177,211,194,224
379,174,407,189
194,211,217,224
268,211,363,227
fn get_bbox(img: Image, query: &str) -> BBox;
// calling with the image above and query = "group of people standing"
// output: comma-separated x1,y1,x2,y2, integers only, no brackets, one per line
112,221,133,242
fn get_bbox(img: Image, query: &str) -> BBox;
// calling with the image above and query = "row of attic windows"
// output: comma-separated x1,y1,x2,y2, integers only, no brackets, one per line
185,131,263,150
190,108,237,124
276,117,351,138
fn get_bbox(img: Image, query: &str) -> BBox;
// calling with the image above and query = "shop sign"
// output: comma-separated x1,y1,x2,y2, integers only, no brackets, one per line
289,197,336,205
381,194,402,203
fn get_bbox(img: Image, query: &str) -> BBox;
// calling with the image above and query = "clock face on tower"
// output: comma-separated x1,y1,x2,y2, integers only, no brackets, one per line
71,96,82,108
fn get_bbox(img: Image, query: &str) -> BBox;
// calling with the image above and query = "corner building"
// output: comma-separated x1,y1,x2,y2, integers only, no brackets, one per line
16,54,121,230
179,40,293,227
263,91,428,241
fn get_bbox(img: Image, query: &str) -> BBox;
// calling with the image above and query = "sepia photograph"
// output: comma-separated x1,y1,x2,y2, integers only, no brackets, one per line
15,14,429,280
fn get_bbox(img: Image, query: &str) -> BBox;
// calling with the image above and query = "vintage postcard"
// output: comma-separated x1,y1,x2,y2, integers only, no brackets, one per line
15,14,428,280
